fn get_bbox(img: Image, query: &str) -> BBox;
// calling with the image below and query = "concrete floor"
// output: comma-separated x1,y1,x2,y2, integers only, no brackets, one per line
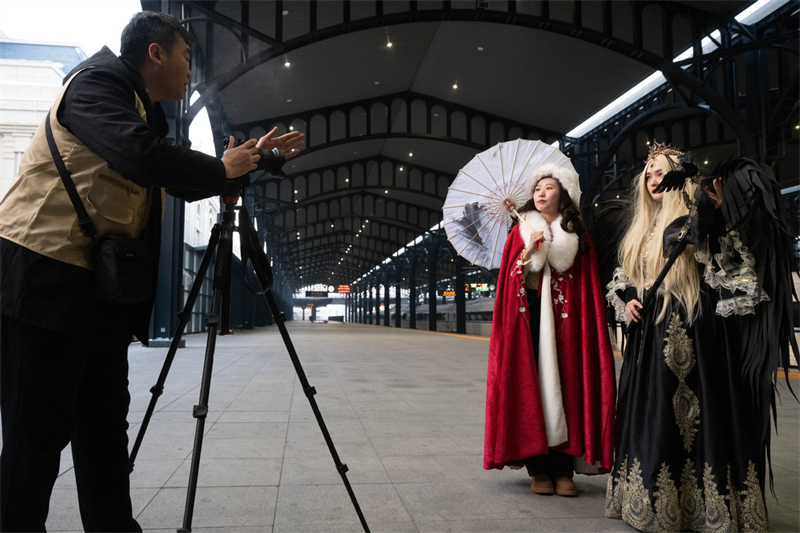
35,321,800,531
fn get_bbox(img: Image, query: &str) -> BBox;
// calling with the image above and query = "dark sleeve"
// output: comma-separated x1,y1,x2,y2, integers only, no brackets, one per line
58,68,229,194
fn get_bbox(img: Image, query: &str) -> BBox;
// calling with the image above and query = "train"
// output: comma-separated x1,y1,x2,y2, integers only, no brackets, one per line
391,297,494,337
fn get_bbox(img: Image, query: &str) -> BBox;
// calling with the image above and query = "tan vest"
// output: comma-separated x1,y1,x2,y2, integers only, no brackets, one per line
0,69,165,271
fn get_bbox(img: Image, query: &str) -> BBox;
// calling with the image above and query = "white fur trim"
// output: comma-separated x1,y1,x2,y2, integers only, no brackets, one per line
517,211,550,273
547,217,579,273
525,163,581,205
538,262,568,447
517,211,579,274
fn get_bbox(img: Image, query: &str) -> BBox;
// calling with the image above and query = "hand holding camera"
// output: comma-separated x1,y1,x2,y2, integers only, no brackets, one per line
222,128,306,179
221,137,260,178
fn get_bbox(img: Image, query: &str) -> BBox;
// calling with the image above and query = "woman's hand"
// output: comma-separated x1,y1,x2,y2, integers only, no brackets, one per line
256,127,306,159
522,231,545,261
704,177,723,209
625,299,643,323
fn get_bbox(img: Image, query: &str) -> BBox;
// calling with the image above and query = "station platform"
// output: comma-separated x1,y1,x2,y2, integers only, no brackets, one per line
37,321,799,531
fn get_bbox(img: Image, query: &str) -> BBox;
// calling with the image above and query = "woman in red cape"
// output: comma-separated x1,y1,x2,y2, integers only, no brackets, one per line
483,163,617,497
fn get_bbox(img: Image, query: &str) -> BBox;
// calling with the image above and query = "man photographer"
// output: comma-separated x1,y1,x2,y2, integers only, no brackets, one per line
0,11,303,531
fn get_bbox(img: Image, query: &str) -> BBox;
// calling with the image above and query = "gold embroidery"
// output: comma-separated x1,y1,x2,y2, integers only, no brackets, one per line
605,455,627,518
680,459,704,531
664,313,700,451
703,463,732,533
621,458,655,530
606,456,767,533
739,462,768,532
653,463,681,530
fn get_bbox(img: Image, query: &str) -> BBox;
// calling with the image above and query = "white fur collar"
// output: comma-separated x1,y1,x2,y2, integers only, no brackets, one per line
517,211,579,273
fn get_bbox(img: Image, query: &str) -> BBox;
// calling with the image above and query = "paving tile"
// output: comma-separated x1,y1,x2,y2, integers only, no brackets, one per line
165,457,282,487
273,484,411,528
136,486,278,528
281,455,390,485
370,436,465,457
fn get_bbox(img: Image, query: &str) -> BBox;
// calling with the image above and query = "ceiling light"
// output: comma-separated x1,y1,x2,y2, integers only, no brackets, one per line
286,99,292,103
477,46,484,51
399,167,404,171
374,81,380,85
385,190,388,194
452,83,458,89
408,152,413,157
386,42,393,48
294,190,298,193
704,160,709,164
284,58,291,67
282,10,289,15
345,178,349,182
289,126,294,130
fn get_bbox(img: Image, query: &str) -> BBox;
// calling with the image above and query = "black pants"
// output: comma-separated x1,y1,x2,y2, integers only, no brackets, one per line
0,315,141,532
524,451,574,479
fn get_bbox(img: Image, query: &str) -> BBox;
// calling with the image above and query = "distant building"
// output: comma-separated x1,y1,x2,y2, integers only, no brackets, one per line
0,36,87,196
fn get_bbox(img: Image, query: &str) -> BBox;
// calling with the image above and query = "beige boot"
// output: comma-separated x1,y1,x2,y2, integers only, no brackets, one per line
554,476,578,497
530,475,554,495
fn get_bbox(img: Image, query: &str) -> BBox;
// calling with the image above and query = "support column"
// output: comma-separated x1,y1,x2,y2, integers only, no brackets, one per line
409,255,417,330
428,246,438,331
383,280,390,326
395,264,402,328
456,256,466,334
368,283,374,325
150,195,185,342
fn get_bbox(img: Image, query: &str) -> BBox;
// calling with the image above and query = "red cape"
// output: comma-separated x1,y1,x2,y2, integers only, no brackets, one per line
483,228,616,471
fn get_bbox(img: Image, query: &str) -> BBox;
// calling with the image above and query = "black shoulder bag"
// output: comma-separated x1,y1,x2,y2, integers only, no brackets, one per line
44,111,155,304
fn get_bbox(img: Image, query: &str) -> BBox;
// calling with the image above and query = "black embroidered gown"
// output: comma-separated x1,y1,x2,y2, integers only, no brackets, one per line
605,233,769,533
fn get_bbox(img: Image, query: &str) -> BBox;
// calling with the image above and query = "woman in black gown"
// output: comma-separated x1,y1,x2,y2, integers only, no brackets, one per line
605,144,770,532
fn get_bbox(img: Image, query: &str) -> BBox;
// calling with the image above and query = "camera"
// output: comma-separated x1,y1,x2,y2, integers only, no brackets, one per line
223,137,286,176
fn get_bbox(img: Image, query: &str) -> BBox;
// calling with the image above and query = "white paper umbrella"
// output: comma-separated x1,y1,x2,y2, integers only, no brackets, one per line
443,139,576,269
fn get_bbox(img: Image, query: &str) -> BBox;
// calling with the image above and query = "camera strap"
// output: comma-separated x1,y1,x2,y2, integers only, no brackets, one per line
44,110,98,241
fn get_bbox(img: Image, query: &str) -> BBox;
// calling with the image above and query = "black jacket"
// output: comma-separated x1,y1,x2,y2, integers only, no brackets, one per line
1,47,237,346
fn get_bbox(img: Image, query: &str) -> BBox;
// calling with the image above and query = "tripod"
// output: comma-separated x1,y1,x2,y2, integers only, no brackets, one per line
129,188,369,533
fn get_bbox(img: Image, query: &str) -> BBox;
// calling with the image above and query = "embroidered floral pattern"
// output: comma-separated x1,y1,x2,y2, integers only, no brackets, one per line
664,313,699,451
606,456,768,533
514,254,527,315
552,272,572,319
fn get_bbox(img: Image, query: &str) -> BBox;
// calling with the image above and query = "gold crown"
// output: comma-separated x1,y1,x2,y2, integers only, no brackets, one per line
645,141,683,164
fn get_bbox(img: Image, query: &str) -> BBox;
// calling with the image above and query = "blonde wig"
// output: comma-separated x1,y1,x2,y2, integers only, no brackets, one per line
619,153,702,324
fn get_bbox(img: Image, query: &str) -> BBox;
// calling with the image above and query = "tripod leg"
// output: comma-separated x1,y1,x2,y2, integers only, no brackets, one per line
178,285,223,532
262,290,371,533
129,225,221,473
180,214,235,533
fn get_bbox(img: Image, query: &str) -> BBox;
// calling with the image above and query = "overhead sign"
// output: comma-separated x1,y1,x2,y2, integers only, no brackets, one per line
337,285,351,293
306,291,328,297
468,283,491,292
438,290,456,297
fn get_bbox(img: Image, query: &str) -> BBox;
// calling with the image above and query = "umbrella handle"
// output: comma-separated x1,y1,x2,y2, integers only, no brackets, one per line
509,206,542,251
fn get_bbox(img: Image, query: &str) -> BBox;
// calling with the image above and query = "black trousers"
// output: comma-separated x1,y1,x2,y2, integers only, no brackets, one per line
0,315,141,532
524,451,574,479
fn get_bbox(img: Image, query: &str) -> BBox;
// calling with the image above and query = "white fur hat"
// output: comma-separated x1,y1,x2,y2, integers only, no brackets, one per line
525,163,581,205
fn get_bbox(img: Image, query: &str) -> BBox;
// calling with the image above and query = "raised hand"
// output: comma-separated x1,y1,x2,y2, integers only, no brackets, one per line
256,127,306,159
